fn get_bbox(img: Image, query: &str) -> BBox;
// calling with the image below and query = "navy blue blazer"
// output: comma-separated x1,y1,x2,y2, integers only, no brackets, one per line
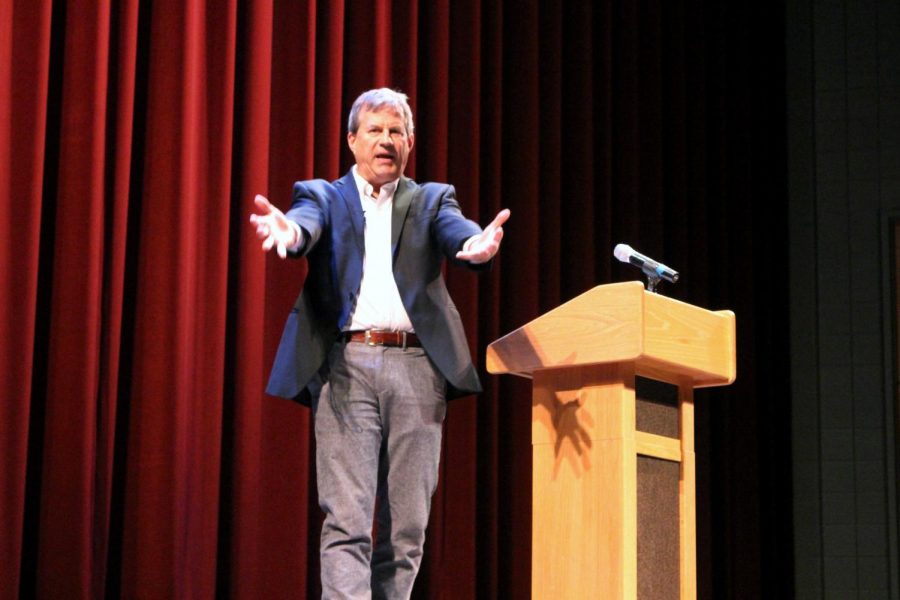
266,170,486,403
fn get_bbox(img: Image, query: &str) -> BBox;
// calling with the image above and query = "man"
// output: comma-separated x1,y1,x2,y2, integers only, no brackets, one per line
250,88,508,599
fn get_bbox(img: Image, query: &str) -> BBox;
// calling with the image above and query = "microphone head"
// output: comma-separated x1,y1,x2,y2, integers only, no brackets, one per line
613,243,633,263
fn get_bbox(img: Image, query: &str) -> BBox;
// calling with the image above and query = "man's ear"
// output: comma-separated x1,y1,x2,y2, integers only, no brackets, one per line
407,132,415,153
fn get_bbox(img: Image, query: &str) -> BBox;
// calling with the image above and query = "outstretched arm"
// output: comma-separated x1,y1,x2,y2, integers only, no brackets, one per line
455,208,510,264
248,194,302,259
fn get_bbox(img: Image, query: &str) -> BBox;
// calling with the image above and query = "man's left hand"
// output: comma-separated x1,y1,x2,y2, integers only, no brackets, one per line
456,208,510,264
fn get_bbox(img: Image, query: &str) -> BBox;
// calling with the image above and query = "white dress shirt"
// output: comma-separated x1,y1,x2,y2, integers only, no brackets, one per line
344,166,414,333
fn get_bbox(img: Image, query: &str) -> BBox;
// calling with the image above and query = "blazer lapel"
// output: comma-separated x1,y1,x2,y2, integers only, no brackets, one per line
391,177,414,258
336,171,365,253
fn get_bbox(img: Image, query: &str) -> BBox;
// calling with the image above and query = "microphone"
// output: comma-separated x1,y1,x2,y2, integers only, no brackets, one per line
613,243,679,284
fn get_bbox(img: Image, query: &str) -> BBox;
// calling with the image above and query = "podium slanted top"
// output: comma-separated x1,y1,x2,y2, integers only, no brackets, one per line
486,281,736,387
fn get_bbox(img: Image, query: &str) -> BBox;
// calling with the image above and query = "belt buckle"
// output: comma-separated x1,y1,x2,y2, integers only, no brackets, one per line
363,330,407,349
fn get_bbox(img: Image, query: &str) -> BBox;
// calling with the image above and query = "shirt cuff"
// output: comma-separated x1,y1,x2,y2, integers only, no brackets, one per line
287,221,305,251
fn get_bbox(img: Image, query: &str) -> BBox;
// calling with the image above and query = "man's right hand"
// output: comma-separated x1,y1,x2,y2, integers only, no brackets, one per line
249,194,299,259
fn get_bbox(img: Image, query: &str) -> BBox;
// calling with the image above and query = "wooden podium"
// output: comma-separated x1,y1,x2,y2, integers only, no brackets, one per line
486,282,736,599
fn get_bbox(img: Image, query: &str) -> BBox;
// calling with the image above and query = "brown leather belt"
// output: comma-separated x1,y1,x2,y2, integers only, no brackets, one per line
343,330,420,349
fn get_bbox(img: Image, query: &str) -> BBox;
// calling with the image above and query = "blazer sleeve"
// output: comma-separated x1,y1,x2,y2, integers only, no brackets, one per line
285,180,330,256
427,184,495,272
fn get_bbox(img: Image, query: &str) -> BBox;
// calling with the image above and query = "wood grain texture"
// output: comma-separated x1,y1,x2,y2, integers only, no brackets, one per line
487,282,736,387
679,387,697,600
531,364,637,599
635,431,682,462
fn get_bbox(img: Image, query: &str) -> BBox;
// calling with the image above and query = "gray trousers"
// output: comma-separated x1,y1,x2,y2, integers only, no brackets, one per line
313,341,447,600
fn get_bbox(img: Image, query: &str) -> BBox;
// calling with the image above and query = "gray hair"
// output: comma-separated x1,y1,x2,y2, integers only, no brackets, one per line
347,88,415,136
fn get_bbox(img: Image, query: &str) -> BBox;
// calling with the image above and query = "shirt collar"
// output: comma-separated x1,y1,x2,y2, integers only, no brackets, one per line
352,165,399,200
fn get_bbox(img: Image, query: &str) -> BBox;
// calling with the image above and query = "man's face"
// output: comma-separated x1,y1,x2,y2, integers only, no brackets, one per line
347,106,415,191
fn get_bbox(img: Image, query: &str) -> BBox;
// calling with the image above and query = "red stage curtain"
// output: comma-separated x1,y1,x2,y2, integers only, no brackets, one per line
1,1,789,598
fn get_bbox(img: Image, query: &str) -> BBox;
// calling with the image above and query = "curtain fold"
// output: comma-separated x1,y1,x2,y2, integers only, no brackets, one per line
115,0,237,596
37,1,111,595
1,1,53,595
1,1,790,597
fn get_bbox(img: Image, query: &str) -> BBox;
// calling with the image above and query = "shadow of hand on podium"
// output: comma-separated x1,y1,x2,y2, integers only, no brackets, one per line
544,389,594,480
